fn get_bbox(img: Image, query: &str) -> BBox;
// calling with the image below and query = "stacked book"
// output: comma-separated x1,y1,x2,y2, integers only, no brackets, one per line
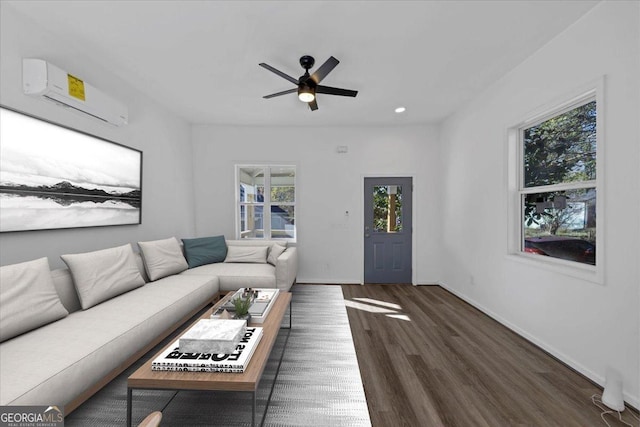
152,326,263,373
212,288,279,324
179,318,247,354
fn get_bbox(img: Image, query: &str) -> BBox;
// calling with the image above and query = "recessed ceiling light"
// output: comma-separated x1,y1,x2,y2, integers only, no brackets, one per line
395,107,406,113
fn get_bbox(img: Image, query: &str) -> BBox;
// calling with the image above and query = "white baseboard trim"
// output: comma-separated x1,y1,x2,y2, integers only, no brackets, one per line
437,281,640,409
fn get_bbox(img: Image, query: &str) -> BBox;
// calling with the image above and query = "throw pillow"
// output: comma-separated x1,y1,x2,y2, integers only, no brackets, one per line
61,244,146,310
182,235,227,269
138,237,188,281
224,245,268,264
0,257,69,342
267,244,287,266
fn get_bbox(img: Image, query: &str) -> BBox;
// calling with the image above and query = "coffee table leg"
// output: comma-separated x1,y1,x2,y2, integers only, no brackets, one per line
252,390,256,426
127,387,132,427
281,300,292,330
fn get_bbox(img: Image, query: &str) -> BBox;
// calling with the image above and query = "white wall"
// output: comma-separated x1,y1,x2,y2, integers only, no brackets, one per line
0,4,196,268
191,125,441,284
439,1,639,404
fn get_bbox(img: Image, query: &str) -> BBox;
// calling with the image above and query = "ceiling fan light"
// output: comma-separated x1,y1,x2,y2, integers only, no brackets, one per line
298,86,315,103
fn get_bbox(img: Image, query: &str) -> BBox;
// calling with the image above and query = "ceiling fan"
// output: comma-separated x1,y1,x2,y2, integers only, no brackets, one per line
259,55,358,111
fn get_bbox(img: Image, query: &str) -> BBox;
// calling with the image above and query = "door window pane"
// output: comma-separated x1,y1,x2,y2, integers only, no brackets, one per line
373,185,403,233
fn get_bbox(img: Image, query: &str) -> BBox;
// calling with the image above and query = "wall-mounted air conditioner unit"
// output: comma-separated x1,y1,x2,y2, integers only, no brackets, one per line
22,58,128,126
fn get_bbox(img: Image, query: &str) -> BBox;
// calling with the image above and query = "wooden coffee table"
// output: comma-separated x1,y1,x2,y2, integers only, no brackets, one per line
127,291,292,427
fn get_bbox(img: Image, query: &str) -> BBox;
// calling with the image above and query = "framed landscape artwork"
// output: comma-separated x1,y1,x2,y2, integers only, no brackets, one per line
0,106,142,232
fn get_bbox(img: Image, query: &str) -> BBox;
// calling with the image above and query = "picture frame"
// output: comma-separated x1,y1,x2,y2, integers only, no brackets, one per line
0,105,142,232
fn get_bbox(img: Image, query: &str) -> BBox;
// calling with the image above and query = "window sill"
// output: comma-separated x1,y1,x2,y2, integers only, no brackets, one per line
505,252,603,285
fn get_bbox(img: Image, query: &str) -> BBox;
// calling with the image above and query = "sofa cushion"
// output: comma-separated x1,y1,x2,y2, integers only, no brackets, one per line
0,258,69,343
0,274,219,407
226,239,287,248
267,244,286,266
61,244,146,310
182,235,227,268
138,237,188,281
182,262,275,291
224,245,268,264
51,268,82,314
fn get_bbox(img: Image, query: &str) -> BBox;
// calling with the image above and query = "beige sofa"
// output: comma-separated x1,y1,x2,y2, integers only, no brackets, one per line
0,238,296,414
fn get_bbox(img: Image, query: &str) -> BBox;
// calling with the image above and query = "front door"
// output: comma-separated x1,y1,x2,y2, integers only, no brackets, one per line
364,177,412,283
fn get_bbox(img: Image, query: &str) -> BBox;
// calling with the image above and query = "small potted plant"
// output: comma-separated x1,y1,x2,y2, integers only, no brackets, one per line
232,295,252,323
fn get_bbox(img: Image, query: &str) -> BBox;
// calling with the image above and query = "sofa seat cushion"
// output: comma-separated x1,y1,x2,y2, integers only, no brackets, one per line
182,263,275,291
0,274,219,407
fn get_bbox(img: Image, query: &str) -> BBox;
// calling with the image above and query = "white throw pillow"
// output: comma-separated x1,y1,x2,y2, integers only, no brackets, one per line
0,257,69,342
267,244,286,266
224,246,269,264
138,237,188,281
61,244,145,309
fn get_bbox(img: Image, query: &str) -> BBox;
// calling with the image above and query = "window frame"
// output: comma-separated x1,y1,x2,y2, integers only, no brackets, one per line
507,80,604,283
235,164,297,242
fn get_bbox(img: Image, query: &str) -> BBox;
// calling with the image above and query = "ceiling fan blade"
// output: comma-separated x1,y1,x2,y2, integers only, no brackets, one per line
316,85,358,97
259,63,298,84
263,88,297,99
309,99,318,111
309,56,339,84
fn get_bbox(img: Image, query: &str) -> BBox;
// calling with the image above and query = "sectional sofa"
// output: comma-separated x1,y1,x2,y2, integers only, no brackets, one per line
0,236,297,414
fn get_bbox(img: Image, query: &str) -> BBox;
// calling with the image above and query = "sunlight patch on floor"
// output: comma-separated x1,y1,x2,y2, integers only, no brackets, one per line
344,300,396,314
352,297,402,310
344,297,411,321
385,313,411,321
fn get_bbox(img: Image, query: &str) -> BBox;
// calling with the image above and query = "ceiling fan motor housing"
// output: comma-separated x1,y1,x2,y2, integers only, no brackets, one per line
299,55,315,70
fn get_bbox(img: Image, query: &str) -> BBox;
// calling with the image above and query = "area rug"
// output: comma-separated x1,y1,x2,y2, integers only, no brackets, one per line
65,284,371,426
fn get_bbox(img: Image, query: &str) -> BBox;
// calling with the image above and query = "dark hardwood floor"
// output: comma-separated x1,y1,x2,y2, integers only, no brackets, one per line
341,284,639,427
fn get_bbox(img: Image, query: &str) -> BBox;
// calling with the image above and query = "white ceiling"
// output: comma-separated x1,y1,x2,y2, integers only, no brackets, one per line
5,0,599,126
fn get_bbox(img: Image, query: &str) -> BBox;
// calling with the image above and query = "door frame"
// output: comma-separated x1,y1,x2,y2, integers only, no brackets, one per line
360,173,417,285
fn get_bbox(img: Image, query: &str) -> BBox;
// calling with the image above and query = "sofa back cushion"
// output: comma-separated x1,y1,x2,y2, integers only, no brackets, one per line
0,257,69,342
182,235,227,268
224,240,287,266
267,243,286,266
138,237,188,281
224,245,269,264
51,268,82,313
50,252,148,314
226,240,287,248
61,244,146,310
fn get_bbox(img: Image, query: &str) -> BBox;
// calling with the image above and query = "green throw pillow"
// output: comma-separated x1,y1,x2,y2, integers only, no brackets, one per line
182,235,227,268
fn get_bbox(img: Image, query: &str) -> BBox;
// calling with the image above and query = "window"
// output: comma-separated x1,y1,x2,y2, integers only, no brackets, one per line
515,91,600,269
237,165,296,240
372,185,403,233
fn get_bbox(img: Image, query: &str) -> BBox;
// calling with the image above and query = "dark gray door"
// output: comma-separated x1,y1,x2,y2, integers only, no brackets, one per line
364,177,412,283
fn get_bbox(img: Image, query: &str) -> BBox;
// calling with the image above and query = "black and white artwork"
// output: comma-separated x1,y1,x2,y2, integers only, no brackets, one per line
0,106,142,232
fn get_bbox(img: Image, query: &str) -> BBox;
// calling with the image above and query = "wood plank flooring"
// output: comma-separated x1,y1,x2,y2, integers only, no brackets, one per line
341,284,639,427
